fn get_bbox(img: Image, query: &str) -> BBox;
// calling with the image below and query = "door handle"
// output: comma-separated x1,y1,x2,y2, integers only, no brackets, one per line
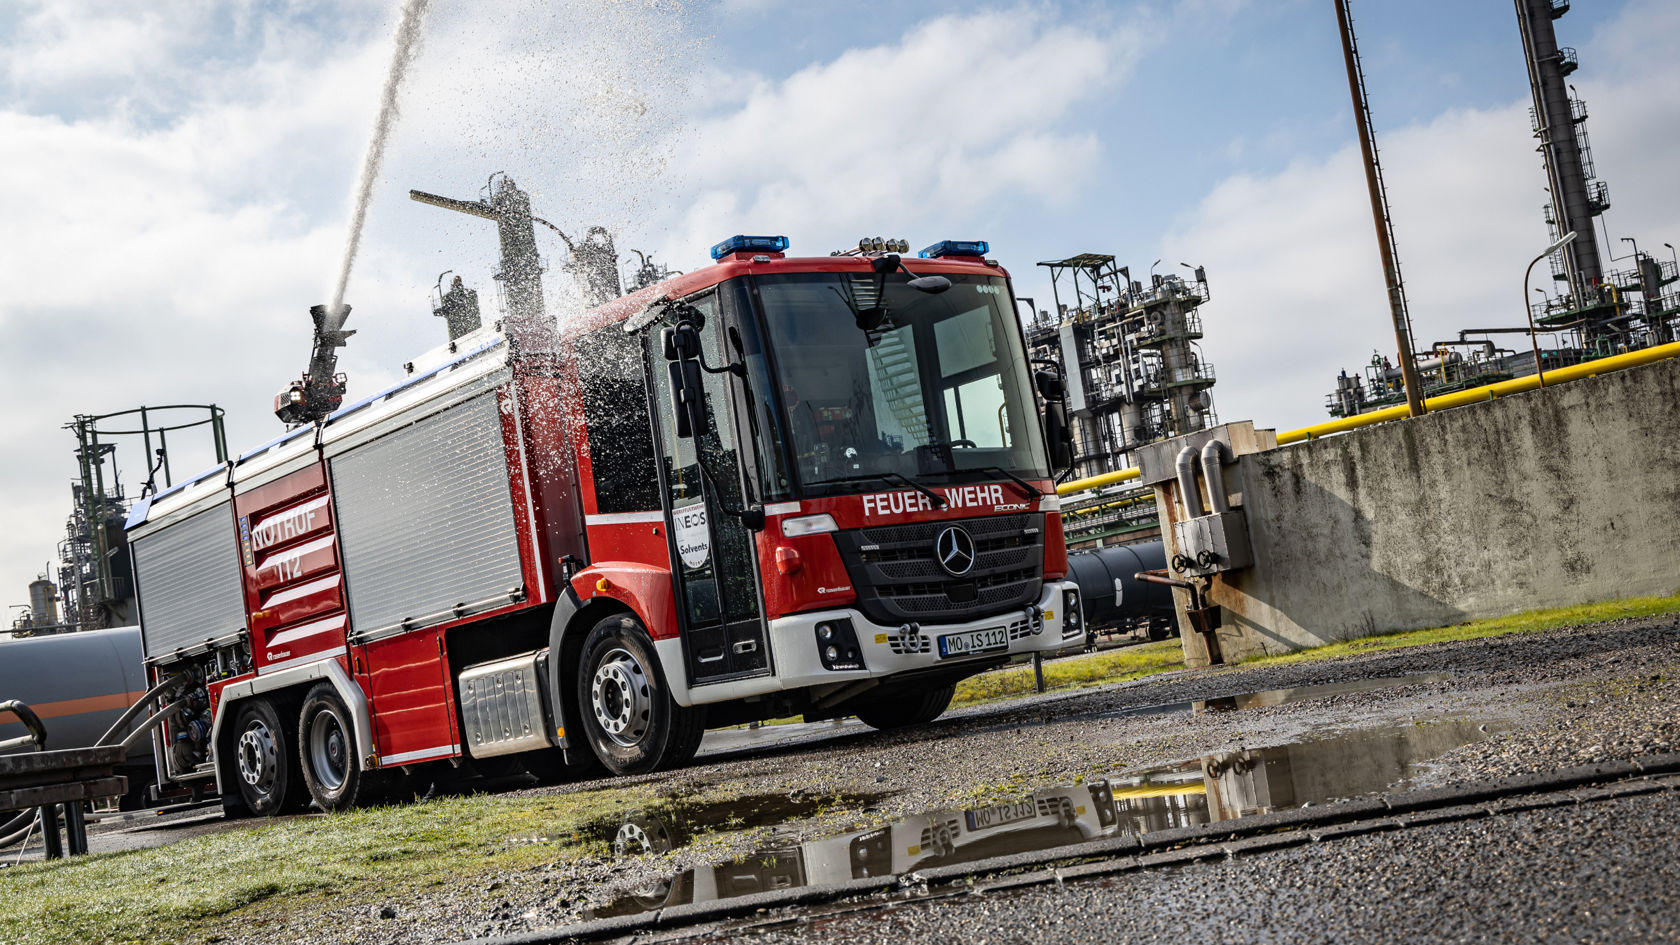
732,640,759,655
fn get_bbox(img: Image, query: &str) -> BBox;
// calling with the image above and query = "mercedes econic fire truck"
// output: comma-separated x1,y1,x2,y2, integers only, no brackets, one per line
126,235,1082,815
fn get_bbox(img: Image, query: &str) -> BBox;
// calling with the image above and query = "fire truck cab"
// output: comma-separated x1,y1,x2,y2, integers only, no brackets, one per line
126,235,1082,815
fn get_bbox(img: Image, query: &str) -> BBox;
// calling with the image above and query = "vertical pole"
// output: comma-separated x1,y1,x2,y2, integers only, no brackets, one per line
158,429,172,487
212,407,228,463
88,427,114,616
1032,652,1046,693
140,406,153,480
63,802,87,856
1334,0,1425,418
40,804,63,860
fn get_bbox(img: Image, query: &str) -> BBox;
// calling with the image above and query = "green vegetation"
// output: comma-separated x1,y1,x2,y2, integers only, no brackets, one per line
951,640,1185,707
1238,591,1680,668
0,785,651,945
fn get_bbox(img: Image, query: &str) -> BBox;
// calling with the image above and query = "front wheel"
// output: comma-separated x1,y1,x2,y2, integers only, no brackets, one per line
232,698,305,816
576,614,704,776
298,683,374,812
855,684,956,730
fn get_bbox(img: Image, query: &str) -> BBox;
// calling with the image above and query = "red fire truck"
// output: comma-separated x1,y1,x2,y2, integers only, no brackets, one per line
127,235,1083,815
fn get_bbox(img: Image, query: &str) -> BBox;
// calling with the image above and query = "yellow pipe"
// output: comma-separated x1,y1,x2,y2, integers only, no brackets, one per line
1055,339,1680,495
1057,466,1141,495
1277,339,1680,445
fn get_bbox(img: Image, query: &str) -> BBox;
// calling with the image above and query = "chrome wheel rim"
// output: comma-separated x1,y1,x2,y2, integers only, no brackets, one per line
237,719,278,795
307,708,349,792
591,646,651,748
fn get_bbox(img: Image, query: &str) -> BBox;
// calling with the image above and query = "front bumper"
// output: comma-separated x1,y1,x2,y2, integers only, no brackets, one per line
756,580,1080,696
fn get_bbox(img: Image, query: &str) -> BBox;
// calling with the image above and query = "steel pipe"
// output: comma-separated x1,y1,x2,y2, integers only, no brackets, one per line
1175,446,1204,519
1200,439,1231,515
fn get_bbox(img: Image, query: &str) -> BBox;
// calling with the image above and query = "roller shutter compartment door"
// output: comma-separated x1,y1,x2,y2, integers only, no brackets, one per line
331,392,524,635
132,502,245,659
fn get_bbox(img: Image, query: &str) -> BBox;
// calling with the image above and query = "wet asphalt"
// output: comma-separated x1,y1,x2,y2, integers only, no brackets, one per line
14,614,1678,944
726,787,1680,945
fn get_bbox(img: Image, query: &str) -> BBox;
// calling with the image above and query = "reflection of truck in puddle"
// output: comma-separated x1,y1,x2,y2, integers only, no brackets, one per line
593,719,1490,917
592,781,1121,917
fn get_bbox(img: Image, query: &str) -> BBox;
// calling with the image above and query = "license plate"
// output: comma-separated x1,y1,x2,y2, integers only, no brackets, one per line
964,798,1039,832
938,626,1009,658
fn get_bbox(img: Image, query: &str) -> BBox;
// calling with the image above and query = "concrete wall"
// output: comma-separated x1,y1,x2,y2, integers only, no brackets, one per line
1190,356,1680,664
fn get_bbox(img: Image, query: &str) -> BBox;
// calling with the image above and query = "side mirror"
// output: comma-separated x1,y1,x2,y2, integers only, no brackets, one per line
1034,369,1064,401
667,359,704,439
1043,398,1075,471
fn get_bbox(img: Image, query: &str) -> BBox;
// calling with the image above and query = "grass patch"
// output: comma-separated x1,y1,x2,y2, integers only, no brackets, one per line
0,785,655,945
1240,591,1680,668
951,640,1185,707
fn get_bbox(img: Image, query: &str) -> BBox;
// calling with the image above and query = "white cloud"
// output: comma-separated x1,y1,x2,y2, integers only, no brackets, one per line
659,6,1143,263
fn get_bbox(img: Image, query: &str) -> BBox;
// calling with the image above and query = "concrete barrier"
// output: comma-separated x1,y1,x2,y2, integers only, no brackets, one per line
1155,356,1680,665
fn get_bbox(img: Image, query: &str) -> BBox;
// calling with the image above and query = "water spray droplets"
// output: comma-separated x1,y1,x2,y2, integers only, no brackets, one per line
329,0,433,321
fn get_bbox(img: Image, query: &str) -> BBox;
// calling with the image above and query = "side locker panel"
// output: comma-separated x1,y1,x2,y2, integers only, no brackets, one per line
514,372,587,596
331,390,525,766
235,464,350,675
131,499,246,660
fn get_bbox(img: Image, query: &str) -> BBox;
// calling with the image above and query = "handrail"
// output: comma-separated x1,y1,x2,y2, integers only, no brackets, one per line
1056,339,1680,496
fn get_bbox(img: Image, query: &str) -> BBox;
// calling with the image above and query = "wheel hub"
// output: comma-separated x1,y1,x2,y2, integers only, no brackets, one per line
307,709,349,792
236,720,277,791
591,647,651,748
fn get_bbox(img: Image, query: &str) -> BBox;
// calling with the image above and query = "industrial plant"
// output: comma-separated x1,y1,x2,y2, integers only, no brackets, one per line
1326,0,1679,417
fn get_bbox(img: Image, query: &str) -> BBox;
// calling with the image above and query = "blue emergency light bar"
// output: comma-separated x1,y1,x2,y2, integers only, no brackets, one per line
918,239,990,259
710,234,790,260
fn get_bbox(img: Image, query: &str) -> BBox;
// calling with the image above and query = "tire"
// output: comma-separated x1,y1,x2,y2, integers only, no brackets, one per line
855,684,956,731
575,614,705,776
232,698,306,816
297,683,375,812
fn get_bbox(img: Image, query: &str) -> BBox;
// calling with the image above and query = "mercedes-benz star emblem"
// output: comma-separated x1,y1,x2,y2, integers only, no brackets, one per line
934,526,976,577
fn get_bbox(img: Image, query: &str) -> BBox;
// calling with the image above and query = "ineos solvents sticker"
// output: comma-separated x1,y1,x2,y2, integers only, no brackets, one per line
673,503,710,570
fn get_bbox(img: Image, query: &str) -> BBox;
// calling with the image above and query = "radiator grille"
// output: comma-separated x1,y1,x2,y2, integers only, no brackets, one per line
834,513,1043,626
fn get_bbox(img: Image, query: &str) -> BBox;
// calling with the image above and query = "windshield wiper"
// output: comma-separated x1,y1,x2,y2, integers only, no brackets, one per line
808,472,949,509
956,465,1042,499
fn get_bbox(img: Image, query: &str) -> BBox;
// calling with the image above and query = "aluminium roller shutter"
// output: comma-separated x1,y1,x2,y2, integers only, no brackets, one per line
331,391,523,636
132,502,245,659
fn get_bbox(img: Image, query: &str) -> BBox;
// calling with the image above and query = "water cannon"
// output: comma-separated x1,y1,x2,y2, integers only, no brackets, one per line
274,303,355,426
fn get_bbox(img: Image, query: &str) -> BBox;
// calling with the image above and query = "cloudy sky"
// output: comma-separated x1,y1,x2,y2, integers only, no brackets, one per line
1,0,1676,612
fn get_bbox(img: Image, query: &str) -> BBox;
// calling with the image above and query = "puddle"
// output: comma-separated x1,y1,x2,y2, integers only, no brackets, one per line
587,716,1492,918
1086,673,1459,722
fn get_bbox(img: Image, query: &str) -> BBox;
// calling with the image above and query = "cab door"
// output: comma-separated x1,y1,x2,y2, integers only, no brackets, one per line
646,295,771,685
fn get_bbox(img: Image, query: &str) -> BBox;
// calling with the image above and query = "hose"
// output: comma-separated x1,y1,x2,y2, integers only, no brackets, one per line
1,677,187,852
95,675,188,748
0,700,47,752
120,697,188,752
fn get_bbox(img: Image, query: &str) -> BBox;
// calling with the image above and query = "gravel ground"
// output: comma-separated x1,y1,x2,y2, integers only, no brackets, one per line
730,787,1680,945
65,614,1680,944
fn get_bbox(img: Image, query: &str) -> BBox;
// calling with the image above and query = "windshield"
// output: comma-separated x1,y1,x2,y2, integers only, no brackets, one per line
753,271,1048,499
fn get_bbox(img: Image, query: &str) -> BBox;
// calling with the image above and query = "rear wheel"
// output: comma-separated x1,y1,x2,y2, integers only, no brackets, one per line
576,614,705,776
298,683,375,812
233,698,306,816
855,684,956,731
